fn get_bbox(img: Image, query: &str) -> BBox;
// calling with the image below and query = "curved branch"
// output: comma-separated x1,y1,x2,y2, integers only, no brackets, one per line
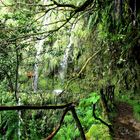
77,49,101,77
45,103,86,140
45,106,71,140
92,104,114,134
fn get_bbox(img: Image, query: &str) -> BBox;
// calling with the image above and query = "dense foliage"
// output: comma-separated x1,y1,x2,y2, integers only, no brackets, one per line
0,0,140,139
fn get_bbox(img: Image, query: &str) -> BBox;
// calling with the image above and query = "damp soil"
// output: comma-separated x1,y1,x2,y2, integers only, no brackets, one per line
112,102,140,140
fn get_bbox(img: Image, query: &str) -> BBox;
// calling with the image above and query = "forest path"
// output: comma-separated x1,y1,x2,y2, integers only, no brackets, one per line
112,102,140,140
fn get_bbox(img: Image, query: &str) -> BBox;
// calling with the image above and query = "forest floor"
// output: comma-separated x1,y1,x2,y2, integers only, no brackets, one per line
112,102,140,140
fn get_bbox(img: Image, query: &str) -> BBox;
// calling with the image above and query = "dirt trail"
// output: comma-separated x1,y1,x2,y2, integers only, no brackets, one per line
112,102,140,140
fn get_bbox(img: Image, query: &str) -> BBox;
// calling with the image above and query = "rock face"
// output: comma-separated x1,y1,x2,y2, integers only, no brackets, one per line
112,102,140,140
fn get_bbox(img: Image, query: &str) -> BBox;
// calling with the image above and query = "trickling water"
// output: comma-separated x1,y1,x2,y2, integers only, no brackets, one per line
52,24,75,94
33,0,50,92
59,24,75,80
18,98,21,140
33,39,45,92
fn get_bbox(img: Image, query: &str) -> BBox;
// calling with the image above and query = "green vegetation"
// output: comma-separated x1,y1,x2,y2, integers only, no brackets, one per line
0,0,140,139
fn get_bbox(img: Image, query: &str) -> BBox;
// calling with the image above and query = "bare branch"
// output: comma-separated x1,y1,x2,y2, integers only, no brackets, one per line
93,104,114,133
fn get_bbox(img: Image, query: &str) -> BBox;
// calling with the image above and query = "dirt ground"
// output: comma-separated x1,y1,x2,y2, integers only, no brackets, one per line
112,102,140,140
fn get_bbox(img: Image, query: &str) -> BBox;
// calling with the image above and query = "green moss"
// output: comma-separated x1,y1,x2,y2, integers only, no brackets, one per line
38,79,47,89
86,124,111,140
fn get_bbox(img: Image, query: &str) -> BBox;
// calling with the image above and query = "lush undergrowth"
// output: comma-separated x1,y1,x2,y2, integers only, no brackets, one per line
0,84,111,139
54,92,111,140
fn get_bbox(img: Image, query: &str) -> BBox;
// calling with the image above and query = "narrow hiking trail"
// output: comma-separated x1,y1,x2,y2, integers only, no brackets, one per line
112,102,140,140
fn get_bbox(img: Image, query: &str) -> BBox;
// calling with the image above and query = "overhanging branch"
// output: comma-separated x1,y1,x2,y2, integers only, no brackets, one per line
1,0,95,44
4,12,76,43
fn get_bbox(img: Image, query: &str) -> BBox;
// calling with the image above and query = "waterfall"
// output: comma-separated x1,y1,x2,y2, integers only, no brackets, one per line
33,39,45,92
33,0,50,92
59,24,75,80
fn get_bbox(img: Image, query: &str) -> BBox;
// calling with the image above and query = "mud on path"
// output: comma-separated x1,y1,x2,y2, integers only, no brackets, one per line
112,102,140,140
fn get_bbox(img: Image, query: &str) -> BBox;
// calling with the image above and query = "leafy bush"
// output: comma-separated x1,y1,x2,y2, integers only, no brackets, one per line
54,92,111,139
